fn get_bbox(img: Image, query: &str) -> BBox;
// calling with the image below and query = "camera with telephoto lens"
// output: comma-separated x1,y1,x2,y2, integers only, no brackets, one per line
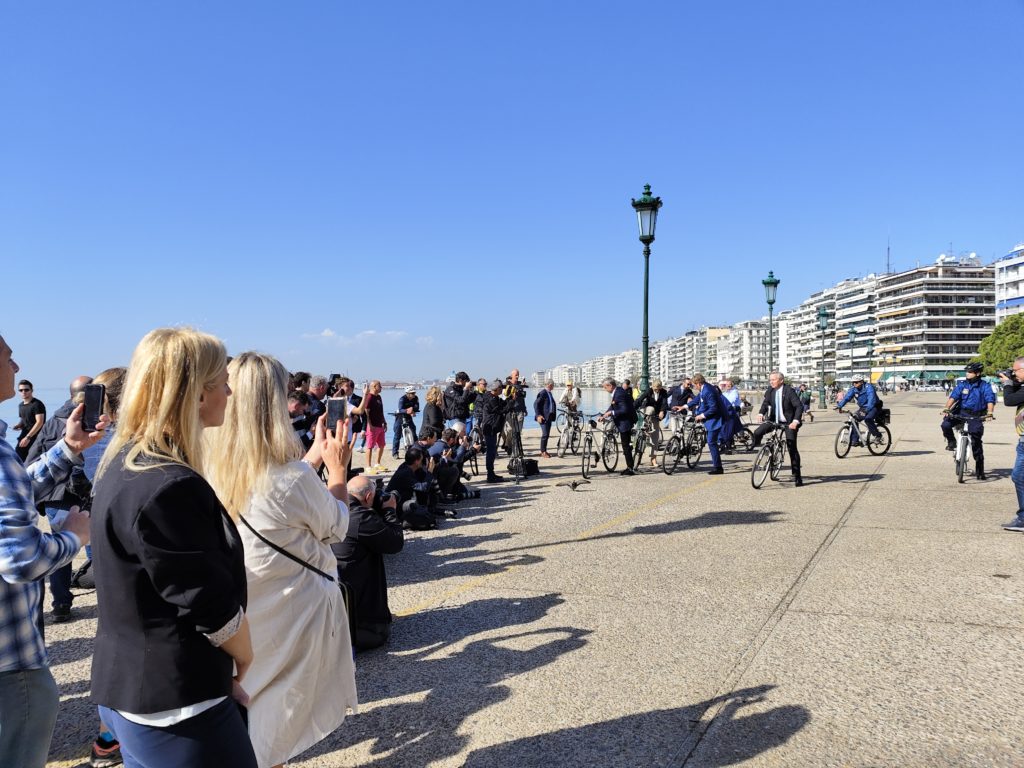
999,369,1014,379
373,484,399,513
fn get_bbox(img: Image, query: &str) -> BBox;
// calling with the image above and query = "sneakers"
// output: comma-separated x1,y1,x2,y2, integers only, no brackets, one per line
945,442,955,451
90,737,122,767
52,605,72,623
1002,515,1024,532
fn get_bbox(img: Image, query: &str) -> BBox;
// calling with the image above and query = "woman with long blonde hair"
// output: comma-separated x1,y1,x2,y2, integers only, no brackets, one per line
422,384,444,437
90,328,257,768
203,352,356,768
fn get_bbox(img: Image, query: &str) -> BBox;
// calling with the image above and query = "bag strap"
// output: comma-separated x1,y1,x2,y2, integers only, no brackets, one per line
237,515,336,583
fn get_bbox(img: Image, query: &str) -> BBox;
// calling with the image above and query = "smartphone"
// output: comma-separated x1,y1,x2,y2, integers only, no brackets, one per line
325,398,347,431
82,383,106,432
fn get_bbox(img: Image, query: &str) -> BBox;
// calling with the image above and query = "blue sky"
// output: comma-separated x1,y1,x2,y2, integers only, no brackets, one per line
3,1,1022,387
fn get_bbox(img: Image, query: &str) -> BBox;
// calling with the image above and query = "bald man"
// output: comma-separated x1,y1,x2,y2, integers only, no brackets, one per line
332,474,405,650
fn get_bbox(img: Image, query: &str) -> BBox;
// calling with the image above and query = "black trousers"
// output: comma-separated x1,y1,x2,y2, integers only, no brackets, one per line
753,422,801,475
619,428,634,469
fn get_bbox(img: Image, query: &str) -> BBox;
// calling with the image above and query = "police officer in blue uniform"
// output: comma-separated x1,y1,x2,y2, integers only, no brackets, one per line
941,362,996,479
836,373,883,446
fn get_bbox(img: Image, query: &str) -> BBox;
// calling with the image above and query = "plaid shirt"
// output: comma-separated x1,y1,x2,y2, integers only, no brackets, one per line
0,419,83,672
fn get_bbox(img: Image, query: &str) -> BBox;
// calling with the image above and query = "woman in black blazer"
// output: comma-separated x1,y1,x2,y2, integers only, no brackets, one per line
90,328,257,767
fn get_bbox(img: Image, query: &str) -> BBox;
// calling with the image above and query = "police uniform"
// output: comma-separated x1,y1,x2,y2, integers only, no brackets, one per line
837,381,882,443
941,377,996,467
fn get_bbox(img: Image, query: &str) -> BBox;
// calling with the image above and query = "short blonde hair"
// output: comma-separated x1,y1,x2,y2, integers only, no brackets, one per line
203,352,303,519
99,328,226,478
652,379,663,389
426,386,443,406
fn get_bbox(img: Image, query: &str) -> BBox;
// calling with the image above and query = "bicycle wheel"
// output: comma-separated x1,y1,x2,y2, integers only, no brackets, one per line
734,427,755,453
556,429,570,458
662,436,682,475
752,445,772,489
602,434,619,472
770,441,785,481
633,433,647,470
555,411,567,434
469,450,479,477
581,436,594,479
867,425,891,455
834,426,852,458
956,438,967,483
569,425,581,455
685,430,705,468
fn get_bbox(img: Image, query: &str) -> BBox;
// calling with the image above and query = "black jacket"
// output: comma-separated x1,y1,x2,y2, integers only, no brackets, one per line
478,392,509,434
759,384,805,424
90,450,247,713
333,501,404,626
26,400,81,506
422,403,444,435
636,387,669,416
443,383,476,421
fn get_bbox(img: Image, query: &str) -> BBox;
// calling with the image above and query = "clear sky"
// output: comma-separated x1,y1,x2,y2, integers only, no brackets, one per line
3,1,1022,386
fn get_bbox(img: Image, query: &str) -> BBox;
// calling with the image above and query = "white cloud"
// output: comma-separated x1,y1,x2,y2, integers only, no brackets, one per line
416,336,435,348
302,328,409,347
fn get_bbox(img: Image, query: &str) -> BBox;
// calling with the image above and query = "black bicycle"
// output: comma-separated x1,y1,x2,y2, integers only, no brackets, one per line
504,412,525,483
751,422,787,489
581,415,619,479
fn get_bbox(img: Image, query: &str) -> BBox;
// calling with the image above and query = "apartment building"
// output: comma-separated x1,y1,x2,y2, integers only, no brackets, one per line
833,276,878,384
717,320,771,389
874,254,994,384
995,243,1024,323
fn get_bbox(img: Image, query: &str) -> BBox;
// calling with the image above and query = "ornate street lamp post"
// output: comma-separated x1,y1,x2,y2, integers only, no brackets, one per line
631,184,662,392
818,305,829,408
762,271,780,382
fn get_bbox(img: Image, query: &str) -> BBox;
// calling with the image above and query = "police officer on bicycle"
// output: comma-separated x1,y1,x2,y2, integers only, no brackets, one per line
836,373,883,447
941,362,995,480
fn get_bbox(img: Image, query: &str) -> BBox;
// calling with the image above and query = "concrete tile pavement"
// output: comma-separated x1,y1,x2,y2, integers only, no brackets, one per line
43,392,1023,766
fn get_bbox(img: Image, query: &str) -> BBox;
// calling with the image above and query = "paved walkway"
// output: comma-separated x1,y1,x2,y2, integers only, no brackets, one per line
45,392,1023,767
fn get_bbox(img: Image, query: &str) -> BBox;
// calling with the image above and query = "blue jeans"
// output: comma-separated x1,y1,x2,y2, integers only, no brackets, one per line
484,431,499,476
1012,440,1024,516
44,509,73,608
0,667,59,768
100,698,257,768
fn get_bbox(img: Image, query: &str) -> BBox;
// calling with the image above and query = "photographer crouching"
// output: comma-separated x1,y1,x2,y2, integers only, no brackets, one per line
333,475,405,651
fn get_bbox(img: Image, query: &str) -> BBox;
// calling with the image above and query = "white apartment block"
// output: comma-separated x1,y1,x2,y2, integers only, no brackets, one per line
874,254,994,384
614,349,641,384
833,276,878,384
718,320,771,389
995,243,1024,323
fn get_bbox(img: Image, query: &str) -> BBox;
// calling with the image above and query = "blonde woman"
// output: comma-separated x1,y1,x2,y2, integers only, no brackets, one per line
90,328,257,768
423,385,444,437
203,352,357,768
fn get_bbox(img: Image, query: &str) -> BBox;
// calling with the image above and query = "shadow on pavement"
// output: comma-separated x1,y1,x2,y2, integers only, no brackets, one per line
298,594,589,766
461,684,810,768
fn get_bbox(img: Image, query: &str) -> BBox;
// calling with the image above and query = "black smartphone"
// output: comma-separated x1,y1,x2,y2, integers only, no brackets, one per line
325,398,347,431
82,383,106,432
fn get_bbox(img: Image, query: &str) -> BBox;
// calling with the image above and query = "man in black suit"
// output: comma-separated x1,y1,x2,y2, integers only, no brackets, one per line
533,379,558,458
751,370,805,486
601,377,637,476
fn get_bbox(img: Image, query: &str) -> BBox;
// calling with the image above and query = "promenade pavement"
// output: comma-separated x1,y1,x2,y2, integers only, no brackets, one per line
44,392,1023,767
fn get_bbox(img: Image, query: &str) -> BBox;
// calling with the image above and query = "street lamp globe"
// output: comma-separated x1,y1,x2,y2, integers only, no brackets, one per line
817,305,829,330
631,184,662,244
762,271,780,306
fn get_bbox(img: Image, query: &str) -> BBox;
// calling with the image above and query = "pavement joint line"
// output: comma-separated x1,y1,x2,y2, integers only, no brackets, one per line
672,422,908,767
393,476,720,618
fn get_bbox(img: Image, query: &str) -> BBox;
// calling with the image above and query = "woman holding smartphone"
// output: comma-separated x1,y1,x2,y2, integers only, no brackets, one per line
203,352,357,768
90,328,256,767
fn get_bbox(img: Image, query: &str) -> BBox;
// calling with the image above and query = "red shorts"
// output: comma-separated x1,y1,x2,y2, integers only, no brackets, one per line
365,425,386,448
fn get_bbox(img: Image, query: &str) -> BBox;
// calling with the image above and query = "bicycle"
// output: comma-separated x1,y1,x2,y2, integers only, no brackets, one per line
389,411,417,454
946,413,989,484
833,407,891,458
556,409,584,458
661,412,692,475
468,423,485,476
751,422,788,489
632,410,661,470
580,414,620,479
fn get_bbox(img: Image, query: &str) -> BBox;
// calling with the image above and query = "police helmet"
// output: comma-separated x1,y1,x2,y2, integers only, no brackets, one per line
964,362,984,375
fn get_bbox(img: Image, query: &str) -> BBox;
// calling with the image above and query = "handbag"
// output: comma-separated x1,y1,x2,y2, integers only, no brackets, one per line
237,515,357,646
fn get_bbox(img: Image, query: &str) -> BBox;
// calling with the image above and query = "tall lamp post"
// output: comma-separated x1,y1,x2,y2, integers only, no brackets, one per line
762,271,780,382
817,305,829,407
631,184,662,392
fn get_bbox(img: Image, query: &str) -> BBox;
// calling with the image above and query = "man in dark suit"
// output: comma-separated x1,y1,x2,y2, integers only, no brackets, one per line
601,377,637,476
533,379,558,458
751,370,805,486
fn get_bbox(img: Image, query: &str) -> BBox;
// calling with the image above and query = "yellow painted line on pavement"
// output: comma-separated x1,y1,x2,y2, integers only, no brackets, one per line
394,476,720,618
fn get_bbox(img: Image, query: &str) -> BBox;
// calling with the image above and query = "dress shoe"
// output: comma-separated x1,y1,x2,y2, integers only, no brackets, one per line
794,475,804,487
620,468,635,476
707,467,724,475
945,442,955,451
486,474,505,483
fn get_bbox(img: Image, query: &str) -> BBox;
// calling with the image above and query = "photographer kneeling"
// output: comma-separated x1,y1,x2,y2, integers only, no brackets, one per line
333,475,405,651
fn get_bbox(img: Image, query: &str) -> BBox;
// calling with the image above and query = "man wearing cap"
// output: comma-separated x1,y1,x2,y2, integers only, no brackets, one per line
941,362,995,479
836,374,884,448
392,386,420,459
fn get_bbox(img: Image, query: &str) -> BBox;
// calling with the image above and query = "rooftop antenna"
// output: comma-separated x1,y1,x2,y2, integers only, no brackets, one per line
886,236,891,274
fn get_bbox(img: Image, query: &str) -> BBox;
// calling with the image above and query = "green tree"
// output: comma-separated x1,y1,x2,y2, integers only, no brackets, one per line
974,314,1024,371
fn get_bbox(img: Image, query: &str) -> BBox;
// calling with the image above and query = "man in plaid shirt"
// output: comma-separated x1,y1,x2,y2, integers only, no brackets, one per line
0,335,107,768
